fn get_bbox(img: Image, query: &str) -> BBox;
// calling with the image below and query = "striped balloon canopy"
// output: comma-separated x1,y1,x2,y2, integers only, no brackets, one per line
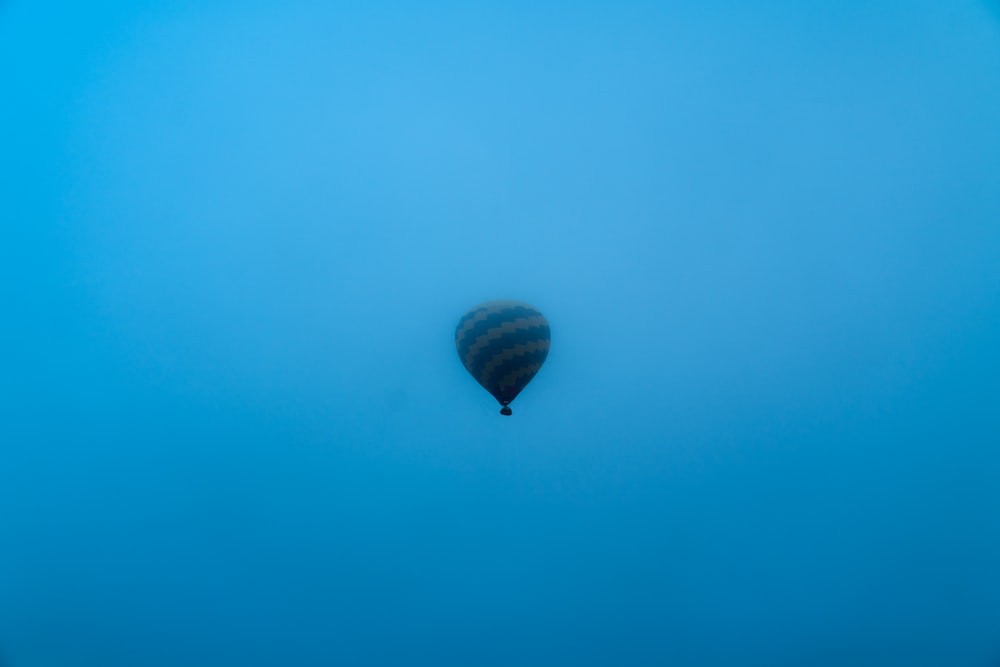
455,300,550,415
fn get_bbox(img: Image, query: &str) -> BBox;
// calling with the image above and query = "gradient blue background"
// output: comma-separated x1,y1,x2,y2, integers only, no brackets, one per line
3,2,1000,665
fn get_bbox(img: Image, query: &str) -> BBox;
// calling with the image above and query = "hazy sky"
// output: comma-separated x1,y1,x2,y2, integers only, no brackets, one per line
2,2,1000,665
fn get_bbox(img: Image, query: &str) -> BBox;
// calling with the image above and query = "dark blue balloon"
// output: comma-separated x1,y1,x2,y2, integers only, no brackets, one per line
455,300,550,415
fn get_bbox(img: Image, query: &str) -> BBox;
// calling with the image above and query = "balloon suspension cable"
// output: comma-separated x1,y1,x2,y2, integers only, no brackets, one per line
500,401,512,416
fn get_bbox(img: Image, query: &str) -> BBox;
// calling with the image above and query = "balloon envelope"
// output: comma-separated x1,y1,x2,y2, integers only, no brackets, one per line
455,300,550,413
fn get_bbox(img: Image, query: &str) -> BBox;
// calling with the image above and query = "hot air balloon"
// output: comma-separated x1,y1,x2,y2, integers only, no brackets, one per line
455,300,550,415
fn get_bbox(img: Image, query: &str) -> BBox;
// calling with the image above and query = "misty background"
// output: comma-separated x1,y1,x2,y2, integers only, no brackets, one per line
2,1,1000,665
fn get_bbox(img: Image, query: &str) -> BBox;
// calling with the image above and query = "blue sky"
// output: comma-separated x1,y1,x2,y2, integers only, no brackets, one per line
2,2,1000,665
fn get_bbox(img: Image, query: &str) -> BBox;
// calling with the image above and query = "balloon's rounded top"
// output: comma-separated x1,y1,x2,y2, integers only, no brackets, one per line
455,300,550,414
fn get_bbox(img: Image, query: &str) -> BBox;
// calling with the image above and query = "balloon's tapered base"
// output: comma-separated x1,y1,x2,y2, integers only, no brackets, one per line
500,406,512,416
